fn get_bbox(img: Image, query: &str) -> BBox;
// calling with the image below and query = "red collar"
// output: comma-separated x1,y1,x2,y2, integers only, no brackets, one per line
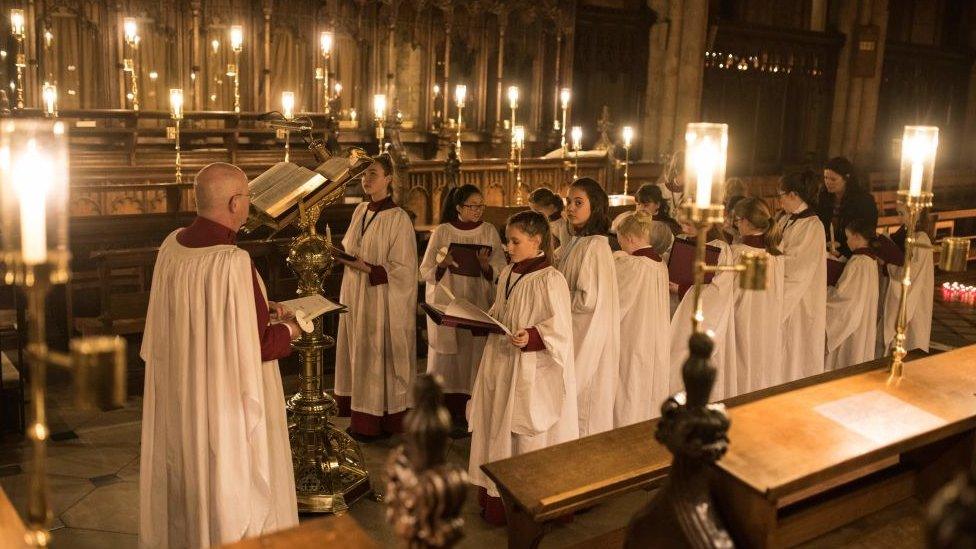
367,196,396,212
548,212,562,222
740,234,766,249
631,246,662,262
512,255,550,274
851,247,879,261
176,216,238,248
450,220,482,230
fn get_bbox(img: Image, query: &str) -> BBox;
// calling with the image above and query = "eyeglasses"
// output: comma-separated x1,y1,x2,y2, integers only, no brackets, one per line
460,204,485,210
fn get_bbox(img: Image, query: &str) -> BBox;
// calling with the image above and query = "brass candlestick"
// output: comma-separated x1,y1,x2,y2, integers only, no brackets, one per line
0,119,127,547
122,18,140,111
11,9,25,109
454,85,466,161
169,89,183,184
230,25,243,113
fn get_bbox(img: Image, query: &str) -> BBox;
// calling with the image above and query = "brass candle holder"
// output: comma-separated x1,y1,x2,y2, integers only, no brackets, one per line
169,88,183,183
122,17,140,111
454,85,466,161
230,25,243,113
320,31,333,113
373,93,387,148
281,91,295,162
560,89,571,177
888,126,968,383
571,126,582,180
0,119,127,547
512,125,525,206
621,126,633,196
41,84,57,118
10,9,25,109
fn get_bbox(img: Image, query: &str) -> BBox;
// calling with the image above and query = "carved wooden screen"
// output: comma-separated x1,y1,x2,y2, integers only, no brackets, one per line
700,23,842,175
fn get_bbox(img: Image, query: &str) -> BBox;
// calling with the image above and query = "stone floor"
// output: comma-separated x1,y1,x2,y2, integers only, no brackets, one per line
0,373,930,549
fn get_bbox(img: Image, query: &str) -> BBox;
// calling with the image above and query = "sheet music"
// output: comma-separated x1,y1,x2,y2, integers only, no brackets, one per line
249,162,326,218
444,298,512,336
279,294,345,332
814,390,944,445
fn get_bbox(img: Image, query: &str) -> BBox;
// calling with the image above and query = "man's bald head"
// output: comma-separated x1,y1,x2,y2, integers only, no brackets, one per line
195,163,250,229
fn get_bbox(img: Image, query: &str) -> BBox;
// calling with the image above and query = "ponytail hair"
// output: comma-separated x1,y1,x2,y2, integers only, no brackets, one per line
507,210,554,261
529,187,564,217
371,152,396,198
779,169,821,207
733,197,783,255
439,184,482,224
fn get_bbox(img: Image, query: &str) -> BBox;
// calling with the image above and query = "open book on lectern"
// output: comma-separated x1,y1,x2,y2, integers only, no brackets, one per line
244,148,372,232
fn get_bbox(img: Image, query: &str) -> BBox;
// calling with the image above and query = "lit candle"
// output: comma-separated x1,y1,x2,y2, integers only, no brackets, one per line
900,126,938,199
230,25,243,51
10,10,24,37
334,82,342,96
560,88,571,109
350,108,358,123
571,126,582,151
12,139,54,264
123,17,138,44
513,125,525,149
211,39,220,54
44,30,53,46
373,94,386,121
320,31,334,55
42,84,57,116
454,84,467,108
169,88,184,120
508,86,519,109
684,123,728,211
694,139,717,208
281,91,295,120
622,126,634,148
433,84,441,96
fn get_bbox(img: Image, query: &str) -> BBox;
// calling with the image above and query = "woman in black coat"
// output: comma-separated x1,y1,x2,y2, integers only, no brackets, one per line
817,156,878,257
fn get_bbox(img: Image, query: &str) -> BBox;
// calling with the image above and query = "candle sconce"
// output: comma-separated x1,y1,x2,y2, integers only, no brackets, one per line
281,91,295,162
560,89,571,177
571,125,582,180
0,119,128,547
373,93,387,151
10,9,25,109
454,85,466,161
169,89,183,183
511,125,525,206
122,17,140,111
621,126,633,196
229,25,243,113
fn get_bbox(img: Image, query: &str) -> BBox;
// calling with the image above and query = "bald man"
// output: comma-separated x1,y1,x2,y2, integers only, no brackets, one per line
139,163,300,548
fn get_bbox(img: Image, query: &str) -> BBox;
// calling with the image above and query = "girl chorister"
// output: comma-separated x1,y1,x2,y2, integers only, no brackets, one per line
419,184,506,428
669,222,736,400
776,170,828,381
613,213,672,426
557,177,620,437
730,198,786,392
826,218,880,370
468,210,579,525
529,187,573,250
610,183,681,236
334,154,418,440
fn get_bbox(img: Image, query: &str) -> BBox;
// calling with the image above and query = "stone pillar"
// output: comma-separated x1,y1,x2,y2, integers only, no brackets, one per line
641,0,708,161
191,1,202,110
262,1,272,112
827,0,889,165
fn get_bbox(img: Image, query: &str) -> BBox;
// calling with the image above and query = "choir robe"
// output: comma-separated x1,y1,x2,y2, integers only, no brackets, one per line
882,232,934,353
826,251,880,370
550,215,574,251
732,236,786,392
419,220,506,416
557,234,620,437
778,208,827,381
669,240,737,400
140,228,297,548
468,258,579,501
335,197,418,434
612,247,670,426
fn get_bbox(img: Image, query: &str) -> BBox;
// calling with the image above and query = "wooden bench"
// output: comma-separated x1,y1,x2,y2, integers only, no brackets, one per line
481,351,929,549
219,515,377,549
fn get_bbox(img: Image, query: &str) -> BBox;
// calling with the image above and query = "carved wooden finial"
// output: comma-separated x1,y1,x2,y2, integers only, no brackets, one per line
386,374,468,549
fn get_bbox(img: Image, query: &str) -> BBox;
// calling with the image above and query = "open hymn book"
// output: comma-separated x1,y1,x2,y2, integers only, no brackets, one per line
278,294,346,333
421,284,512,336
244,148,372,232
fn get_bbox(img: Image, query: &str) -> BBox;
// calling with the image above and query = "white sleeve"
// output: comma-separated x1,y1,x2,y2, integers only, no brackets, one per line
825,259,873,353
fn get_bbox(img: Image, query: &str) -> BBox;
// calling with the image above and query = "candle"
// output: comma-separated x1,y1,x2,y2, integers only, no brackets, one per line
211,39,220,54
334,82,342,96
513,125,525,149
169,88,184,120
571,126,582,150
508,86,519,109
560,88,571,108
373,94,386,121
123,17,138,43
694,138,717,208
281,91,295,120
42,84,57,116
320,31,334,55
454,85,466,108
350,108,357,123
10,10,24,37
13,139,53,264
622,126,633,148
230,25,243,51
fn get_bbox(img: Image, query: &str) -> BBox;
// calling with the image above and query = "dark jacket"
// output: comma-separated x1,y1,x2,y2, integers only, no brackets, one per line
816,189,878,257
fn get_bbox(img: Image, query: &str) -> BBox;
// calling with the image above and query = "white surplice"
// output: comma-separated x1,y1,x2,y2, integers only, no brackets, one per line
467,265,579,497
731,243,786,392
419,222,506,395
139,232,297,549
669,240,737,401
612,250,671,426
778,212,827,381
826,253,880,370
551,217,574,251
882,232,934,353
335,203,418,416
557,235,620,437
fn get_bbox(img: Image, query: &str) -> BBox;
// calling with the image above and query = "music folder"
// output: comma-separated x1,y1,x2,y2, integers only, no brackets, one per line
421,300,511,336
667,237,721,298
827,257,846,286
446,243,492,277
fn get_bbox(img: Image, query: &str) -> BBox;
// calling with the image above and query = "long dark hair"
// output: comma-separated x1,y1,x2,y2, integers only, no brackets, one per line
439,184,482,224
569,177,610,236
529,187,564,217
635,183,670,218
780,169,821,207
507,210,554,261
823,156,867,195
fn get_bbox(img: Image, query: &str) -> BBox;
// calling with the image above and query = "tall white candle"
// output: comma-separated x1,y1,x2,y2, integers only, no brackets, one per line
695,139,716,208
14,139,52,265
909,160,923,197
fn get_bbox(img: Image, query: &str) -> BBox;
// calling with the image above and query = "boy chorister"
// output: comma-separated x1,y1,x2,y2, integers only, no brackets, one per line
467,210,579,525
881,213,934,354
826,218,880,370
420,184,506,429
612,213,672,426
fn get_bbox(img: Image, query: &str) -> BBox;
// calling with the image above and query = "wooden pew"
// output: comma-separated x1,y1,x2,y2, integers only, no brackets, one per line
481,352,928,549
219,515,377,549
